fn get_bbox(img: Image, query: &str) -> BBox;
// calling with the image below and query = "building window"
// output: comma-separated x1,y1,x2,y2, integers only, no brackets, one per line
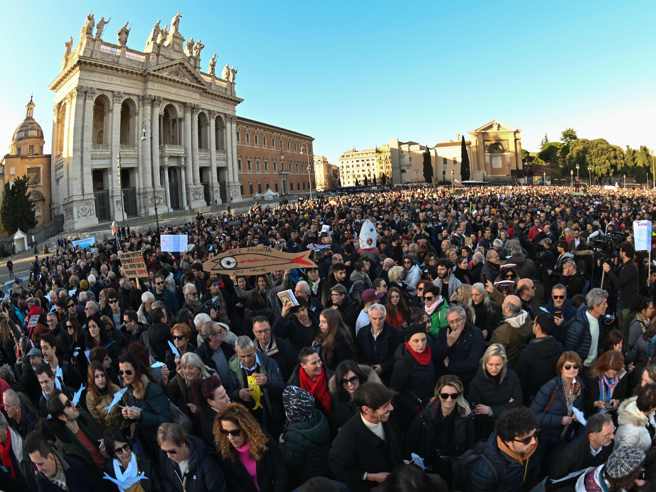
27,167,41,185
263,136,267,146
264,161,268,171
238,159,242,171
240,184,244,194
237,130,240,143
256,160,260,171
274,183,278,192
287,141,290,151
249,184,253,194
255,134,259,145
273,161,277,171
246,133,250,145
258,183,262,193
28,145,34,155
16,147,21,156
443,158,447,165
247,160,252,171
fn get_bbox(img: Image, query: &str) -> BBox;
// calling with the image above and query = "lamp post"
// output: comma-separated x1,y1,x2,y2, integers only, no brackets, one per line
115,155,127,227
300,144,313,200
570,169,574,187
543,171,546,185
141,127,160,235
451,168,454,188
442,168,446,185
576,163,580,181
623,174,626,188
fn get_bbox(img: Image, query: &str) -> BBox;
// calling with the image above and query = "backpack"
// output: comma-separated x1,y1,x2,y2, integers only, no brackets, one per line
451,441,504,492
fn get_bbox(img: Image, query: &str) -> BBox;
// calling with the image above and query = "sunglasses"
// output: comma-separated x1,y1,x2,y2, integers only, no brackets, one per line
155,281,164,285
439,392,459,400
220,428,242,437
162,448,177,456
119,369,134,376
66,324,74,329
172,335,186,341
114,444,130,454
423,296,435,302
552,295,565,300
563,364,579,371
342,376,360,385
513,431,538,445
109,299,118,304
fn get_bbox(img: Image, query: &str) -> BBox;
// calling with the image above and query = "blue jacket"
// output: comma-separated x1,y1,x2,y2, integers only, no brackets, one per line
470,433,543,492
530,376,584,446
565,305,599,362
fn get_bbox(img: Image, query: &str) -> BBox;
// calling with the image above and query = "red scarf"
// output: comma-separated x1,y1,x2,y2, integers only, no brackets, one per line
298,366,332,415
405,342,432,366
0,428,15,478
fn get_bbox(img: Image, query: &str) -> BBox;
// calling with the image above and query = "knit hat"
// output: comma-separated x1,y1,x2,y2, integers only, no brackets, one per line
330,283,347,295
605,446,645,479
361,288,377,304
405,324,427,341
283,385,315,424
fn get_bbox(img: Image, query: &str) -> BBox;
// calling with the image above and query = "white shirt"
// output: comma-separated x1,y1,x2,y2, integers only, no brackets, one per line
360,414,385,441
355,309,370,335
178,460,189,478
584,311,600,367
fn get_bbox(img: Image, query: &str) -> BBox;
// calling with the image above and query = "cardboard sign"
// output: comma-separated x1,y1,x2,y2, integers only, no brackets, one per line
203,245,317,276
119,251,148,279
633,220,652,252
72,236,96,249
161,234,188,253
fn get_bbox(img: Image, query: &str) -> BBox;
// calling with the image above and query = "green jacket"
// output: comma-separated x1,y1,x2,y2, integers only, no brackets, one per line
428,298,449,337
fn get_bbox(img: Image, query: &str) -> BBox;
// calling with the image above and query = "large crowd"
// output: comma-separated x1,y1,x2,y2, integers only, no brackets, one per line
2,185,656,492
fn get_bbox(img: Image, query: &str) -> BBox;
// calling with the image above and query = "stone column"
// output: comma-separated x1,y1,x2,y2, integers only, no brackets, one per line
191,106,200,185
184,104,205,209
81,87,95,198
184,103,193,208
227,116,242,201
180,167,187,209
162,164,171,209
208,112,220,205
110,92,123,221
151,97,161,189
140,96,154,215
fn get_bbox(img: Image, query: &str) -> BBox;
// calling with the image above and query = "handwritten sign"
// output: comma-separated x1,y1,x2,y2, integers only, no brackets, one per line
633,220,652,252
119,251,148,279
161,234,188,253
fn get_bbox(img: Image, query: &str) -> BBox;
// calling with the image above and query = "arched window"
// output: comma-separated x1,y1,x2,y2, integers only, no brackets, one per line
120,98,137,146
215,116,225,151
92,95,110,146
198,112,209,150
162,104,180,145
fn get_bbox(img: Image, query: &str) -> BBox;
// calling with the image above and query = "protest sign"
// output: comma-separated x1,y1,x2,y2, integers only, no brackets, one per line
633,220,652,252
203,245,317,276
71,236,96,249
119,251,148,278
161,234,188,253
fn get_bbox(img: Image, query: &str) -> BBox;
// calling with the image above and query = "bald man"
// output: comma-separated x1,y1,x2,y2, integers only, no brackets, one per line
490,295,531,367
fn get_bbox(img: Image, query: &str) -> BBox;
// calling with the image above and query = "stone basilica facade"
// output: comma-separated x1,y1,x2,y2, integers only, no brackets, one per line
50,13,242,231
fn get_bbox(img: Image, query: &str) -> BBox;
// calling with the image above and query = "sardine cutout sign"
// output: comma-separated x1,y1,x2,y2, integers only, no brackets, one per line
203,245,317,276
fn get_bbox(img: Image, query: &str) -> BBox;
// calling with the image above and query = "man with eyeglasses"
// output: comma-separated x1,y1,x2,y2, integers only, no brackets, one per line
470,406,542,492
251,316,297,380
542,284,576,344
157,422,226,492
152,271,179,314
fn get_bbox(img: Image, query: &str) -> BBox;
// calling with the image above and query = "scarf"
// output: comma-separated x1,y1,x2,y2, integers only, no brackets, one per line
405,342,432,366
598,375,619,403
0,428,15,478
425,297,441,316
256,337,279,357
298,367,332,415
54,365,64,391
103,453,147,492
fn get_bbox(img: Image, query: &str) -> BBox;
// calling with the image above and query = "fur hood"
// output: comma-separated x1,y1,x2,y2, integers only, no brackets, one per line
505,310,529,329
617,396,648,428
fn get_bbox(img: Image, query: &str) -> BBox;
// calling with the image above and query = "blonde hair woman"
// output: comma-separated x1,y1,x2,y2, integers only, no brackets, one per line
467,343,523,440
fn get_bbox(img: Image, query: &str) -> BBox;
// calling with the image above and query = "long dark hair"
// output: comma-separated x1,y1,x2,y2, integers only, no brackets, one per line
333,360,365,402
385,286,410,323
318,309,354,367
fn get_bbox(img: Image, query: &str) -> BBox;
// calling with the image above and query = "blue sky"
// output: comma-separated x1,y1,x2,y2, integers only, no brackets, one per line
1,1,654,163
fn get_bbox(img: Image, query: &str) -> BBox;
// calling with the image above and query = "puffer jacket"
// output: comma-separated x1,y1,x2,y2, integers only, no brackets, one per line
490,310,531,367
280,409,331,487
615,396,652,452
530,376,584,446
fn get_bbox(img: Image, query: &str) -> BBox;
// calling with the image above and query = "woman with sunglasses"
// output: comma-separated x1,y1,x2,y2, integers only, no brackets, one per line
530,351,584,452
329,360,381,430
103,427,159,492
214,402,288,492
118,351,172,457
85,361,122,428
423,284,449,337
406,375,475,485
165,323,196,372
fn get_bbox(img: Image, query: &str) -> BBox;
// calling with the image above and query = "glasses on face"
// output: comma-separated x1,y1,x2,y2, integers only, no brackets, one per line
423,296,434,302
119,369,134,376
114,444,130,455
416,287,424,292
162,448,178,456
155,281,164,286
220,428,242,437
172,335,186,341
552,295,565,300
563,364,579,371
109,299,118,304
66,324,74,329
513,431,538,445
439,392,459,400
342,376,360,386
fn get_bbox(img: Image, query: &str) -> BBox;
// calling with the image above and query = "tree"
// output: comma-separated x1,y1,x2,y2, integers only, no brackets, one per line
537,142,563,165
1,176,36,235
422,148,433,184
541,133,549,148
561,128,578,145
460,136,470,181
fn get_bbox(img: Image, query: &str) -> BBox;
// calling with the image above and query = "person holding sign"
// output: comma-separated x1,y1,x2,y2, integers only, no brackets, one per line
602,241,639,333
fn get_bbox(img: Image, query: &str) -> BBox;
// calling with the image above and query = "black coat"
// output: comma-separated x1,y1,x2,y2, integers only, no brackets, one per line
530,376,584,446
516,336,563,404
273,316,316,353
405,399,475,470
148,322,171,362
159,436,226,492
433,325,486,384
329,412,403,492
220,443,287,492
356,323,401,382
258,336,297,381
390,345,438,429
103,454,160,492
33,453,103,492
548,433,612,481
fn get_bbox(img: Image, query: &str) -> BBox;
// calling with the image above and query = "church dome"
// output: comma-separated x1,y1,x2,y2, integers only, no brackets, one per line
12,96,44,144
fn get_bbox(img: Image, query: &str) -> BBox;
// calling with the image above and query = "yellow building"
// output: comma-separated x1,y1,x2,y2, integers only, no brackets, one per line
1,97,52,225
338,147,392,186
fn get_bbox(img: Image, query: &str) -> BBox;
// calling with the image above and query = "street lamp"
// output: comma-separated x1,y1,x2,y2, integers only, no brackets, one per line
570,169,574,187
115,155,127,227
442,168,446,185
300,144,313,200
543,171,546,185
623,174,626,188
576,163,580,181
141,127,160,235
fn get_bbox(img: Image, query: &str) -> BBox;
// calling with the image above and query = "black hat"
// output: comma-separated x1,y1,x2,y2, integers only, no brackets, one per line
353,382,397,410
405,323,427,341
535,308,556,336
